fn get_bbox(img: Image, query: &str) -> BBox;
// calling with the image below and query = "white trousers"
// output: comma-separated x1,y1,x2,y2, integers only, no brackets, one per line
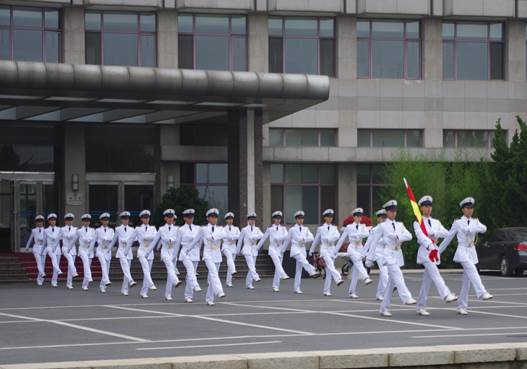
348,259,369,294
98,255,111,291
293,254,316,291
417,261,452,309
119,257,133,294
193,261,201,289
63,253,77,287
458,262,488,309
33,251,45,285
322,255,342,294
244,254,259,288
376,263,389,300
163,257,180,298
182,257,197,299
138,256,154,295
380,264,413,312
222,249,237,286
272,253,286,289
45,248,61,286
79,251,92,289
205,259,224,303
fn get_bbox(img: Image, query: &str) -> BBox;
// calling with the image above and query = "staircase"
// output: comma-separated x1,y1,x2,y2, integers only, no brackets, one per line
0,251,277,283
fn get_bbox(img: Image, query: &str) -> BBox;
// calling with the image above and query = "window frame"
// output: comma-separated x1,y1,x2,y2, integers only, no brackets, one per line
269,128,337,147
0,6,62,62
442,129,498,149
177,14,247,71
442,21,504,81
357,19,422,80
84,11,157,67
357,129,423,148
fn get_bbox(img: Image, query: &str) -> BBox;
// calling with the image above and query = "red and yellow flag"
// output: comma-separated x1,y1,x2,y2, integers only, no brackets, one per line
403,177,428,238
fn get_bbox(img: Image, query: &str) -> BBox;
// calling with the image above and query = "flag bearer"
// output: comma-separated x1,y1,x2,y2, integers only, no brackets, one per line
191,208,226,306
77,214,96,290
439,197,493,315
175,209,201,303
135,210,157,298
309,209,343,296
44,213,63,287
363,209,389,301
236,212,264,289
222,212,240,287
335,208,373,298
413,196,458,316
257,210,290,292
25,214,47,286
61,213,78,289
95,212,114,293
152,208,181,301
286,211,320,294
112,211,137,296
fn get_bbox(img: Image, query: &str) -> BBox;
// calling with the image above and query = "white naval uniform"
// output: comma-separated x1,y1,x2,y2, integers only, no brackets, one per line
257,224,289,290
367,220,415,313
287,224,317,292
175,223,201,300
335,222,370,295
135,224,157,296
153,224,180,299
77,226,96,289
191,224,225,303
439,216,489,309
44,226,63,287
236,225,264,288
363,225,389,300
222,225,240,286
414,217,453,309
309,223,342,295
25,227,46,285
95,226,114,292
61,225,78,288
112,225,136,295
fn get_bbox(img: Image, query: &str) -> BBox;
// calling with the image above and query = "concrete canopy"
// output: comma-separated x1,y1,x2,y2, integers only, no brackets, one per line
0,61,329,125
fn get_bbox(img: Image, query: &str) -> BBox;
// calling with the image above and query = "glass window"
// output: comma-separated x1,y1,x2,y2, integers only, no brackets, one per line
0,6,61,62
358,129,423,148
358,20,421,79
269,129,284,146
356,164,387,216
85,11,156,67
180,124,229,146
0,144,54,171
268,17,335,76
178,14,247,71
268,128,337,147
442,22,504,80
271,164,337,224
442,130,499,149
180,162,228,215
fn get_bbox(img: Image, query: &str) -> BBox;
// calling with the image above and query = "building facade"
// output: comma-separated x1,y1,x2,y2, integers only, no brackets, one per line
0,0,526,252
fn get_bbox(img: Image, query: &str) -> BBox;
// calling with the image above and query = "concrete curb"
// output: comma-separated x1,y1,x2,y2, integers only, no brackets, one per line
2,343,527,369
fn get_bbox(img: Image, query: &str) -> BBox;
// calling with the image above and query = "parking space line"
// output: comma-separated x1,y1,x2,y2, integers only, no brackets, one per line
136,340,282,351
0,312,150,343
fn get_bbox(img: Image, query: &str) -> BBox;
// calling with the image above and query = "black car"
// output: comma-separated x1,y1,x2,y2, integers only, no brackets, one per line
477,227,527,276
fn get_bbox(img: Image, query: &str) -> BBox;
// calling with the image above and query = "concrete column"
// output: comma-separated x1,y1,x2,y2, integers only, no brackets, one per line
261,162,271,224
336,15,356,79
159,126,181,196
63,7,85,64
157,9,178,68
506,20,526,82
248,14,268,73
253,110,264,227
423,18,442,80
63,125,86,216
337,163,356,222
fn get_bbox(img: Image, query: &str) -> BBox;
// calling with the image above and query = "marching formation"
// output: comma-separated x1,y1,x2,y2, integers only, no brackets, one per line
25,195,493,315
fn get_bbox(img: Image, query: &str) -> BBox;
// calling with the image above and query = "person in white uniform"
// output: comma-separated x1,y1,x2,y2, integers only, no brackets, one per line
257,211,290,292
44,213,63,287
413,195,458,316
222,212,240,287
175,209,201,303
135,210,157,298
24,214,47,286
439,197,493,315
363,209,389,301
309,209,343,296
77,214,96,290
335,208,373,298
111,211,137,296
95,212,114,293
153,208,182,301
367,200,416,316
191,208,226,306
61,213,78,289
286,211,320,294
236,212,264,289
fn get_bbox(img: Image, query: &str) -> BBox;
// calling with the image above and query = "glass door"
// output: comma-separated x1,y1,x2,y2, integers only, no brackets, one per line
18,183,38,251
88,184,119,222
124,185,154,219
0,180,13,252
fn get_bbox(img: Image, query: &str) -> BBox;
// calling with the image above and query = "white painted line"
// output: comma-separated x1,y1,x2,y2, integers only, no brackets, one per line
104,304,185,317
465,309,527,321
0,312,150,343
136,340,282,351
413,332,527,339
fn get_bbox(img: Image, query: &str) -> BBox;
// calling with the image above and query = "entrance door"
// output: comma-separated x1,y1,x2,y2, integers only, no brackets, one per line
0,180,13,252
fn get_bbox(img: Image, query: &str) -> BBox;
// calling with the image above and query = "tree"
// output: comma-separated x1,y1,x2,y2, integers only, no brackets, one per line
154,186,209,226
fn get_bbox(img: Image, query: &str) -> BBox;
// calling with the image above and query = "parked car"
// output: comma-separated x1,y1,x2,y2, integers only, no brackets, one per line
477,227,527,276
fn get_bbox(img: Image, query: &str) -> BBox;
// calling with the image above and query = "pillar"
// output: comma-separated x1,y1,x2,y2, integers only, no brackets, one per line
336,15,356,79
507,20,526,82
63,7,85,64
248,14,268,73
157,9,179,68
63,125,86,217
337,163,356,222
